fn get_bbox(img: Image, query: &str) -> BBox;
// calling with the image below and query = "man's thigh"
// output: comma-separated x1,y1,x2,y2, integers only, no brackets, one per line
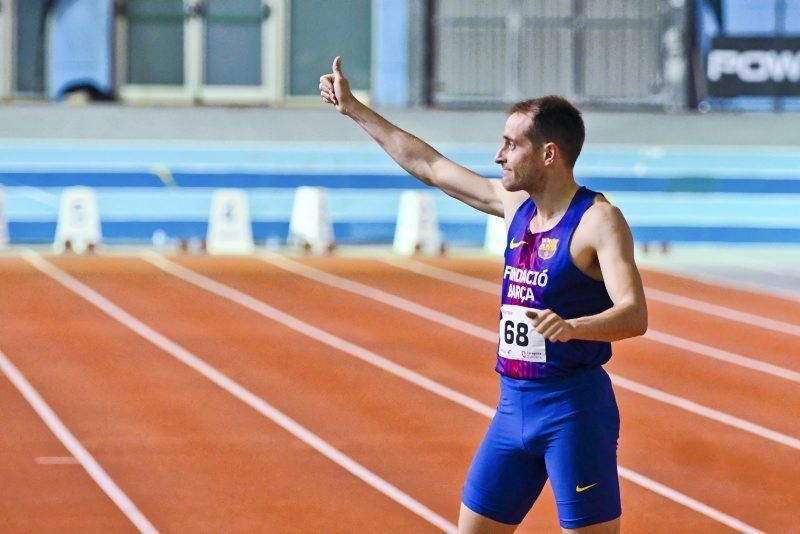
545,406,621,530
461,397,548,526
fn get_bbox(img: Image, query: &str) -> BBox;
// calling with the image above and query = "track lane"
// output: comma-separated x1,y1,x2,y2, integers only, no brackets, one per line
379,257,800,380
1,256,432,532
0,360,136,532
419,257,800,331
48,254,482,532
641,269,800,321
618,390,798,528
291,256,800,438
261,255,796,531
609,339,800,437
638,304,799,372
376,257,800,373
159,255,763,532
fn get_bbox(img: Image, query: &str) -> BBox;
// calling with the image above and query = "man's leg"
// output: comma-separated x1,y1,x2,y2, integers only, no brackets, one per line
545,405,621,532
460,382,547,530
459,503,518,534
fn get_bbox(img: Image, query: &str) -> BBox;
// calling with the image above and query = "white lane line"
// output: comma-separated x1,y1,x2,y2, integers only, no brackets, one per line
645,288,800,338
612,375,799,450
647,266,800,304
381,257,800,383
616,467,761,534
381,257,500,294
21,251,455,534
35,456,80,465
0,349,158,534
645,330,800,383
264,255,491,341
264,255,799,450
146,254,763,533
143,253,494,418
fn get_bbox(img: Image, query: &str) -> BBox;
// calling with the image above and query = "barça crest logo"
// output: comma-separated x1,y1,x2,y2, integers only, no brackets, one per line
537,238,559,259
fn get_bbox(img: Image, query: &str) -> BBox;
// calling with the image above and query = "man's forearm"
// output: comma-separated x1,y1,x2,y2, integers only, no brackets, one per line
346,100,442,185
567,303,648,342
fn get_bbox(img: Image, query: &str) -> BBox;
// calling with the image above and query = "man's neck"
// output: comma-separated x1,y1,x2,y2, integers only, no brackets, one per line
528,177,579,222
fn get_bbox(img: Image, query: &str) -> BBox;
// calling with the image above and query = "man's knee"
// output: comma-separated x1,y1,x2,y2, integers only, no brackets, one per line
458,502,518,534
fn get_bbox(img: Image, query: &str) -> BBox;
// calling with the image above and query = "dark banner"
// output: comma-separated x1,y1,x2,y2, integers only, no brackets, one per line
706,37,800,97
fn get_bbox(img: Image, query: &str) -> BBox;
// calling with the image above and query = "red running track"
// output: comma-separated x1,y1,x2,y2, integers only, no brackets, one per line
0,253,796,532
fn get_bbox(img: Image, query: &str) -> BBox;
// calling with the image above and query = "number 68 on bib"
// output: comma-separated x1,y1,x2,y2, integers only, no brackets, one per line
498,305,547,363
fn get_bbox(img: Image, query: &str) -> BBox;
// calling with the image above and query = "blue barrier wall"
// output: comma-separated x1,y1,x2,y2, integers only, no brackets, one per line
2,142,799,245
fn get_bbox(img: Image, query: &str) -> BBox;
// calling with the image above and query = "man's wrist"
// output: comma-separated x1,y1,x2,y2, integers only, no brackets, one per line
343,98,366,119
565,318,581,339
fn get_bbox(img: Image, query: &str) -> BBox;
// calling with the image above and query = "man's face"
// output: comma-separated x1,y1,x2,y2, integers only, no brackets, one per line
495,112,546,193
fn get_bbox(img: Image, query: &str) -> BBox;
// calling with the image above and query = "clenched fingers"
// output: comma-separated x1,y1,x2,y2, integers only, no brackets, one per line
319,75,338,105
526,309,573,342
540,321,567,341
526,308,552,327
533,312,561,335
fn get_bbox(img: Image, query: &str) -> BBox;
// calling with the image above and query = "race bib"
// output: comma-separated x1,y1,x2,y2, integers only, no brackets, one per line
498,304,547,362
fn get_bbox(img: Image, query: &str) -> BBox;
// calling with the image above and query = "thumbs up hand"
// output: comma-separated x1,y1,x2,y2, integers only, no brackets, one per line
320,56,356,115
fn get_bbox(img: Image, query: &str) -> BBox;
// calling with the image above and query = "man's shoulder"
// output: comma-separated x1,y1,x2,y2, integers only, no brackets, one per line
583,196,624,226
575,197,630,247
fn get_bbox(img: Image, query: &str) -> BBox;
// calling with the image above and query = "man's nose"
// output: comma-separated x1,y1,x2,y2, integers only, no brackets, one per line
494,149,505,164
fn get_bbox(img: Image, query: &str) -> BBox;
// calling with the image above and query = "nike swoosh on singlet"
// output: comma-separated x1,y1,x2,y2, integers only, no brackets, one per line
576,483,599,493
509,238,528,250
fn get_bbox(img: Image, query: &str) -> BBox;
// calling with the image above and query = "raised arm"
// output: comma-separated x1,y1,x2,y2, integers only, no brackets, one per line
320,56,506,217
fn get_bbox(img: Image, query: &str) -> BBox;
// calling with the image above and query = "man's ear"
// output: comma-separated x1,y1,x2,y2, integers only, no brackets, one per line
543,142,558,166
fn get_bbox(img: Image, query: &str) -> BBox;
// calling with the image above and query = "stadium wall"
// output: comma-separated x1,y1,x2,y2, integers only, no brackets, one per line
0,106,798,246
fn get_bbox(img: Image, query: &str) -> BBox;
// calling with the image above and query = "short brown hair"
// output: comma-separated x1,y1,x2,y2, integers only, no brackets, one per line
508,96,585,168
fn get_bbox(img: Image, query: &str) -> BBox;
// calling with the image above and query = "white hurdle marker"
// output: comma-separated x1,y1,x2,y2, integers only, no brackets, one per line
393,190,443,256
206,188,255,255
484,214,506,255
53,186,101,254
288,186,334,254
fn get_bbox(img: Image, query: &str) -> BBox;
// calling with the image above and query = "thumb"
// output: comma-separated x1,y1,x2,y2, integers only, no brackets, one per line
332,56,343,77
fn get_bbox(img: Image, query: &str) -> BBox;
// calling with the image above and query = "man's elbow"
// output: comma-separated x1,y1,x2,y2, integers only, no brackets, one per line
636,316,648,337
633,307,648,337
620,302,647,338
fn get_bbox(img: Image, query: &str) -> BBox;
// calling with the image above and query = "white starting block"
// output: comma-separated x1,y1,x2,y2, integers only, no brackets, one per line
288,186,334,254
0,186,8,248
393,190,443,256
206,188,255,255
484,214,507,255
53,186,101,254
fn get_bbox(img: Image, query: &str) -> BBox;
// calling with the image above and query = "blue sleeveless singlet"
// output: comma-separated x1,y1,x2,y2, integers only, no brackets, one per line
496,186,613,380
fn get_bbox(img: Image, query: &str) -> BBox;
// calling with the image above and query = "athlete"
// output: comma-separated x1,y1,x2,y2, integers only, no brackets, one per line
320,57,648,533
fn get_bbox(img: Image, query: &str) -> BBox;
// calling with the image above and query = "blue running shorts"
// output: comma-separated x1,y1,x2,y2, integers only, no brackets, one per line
461,366,621,529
